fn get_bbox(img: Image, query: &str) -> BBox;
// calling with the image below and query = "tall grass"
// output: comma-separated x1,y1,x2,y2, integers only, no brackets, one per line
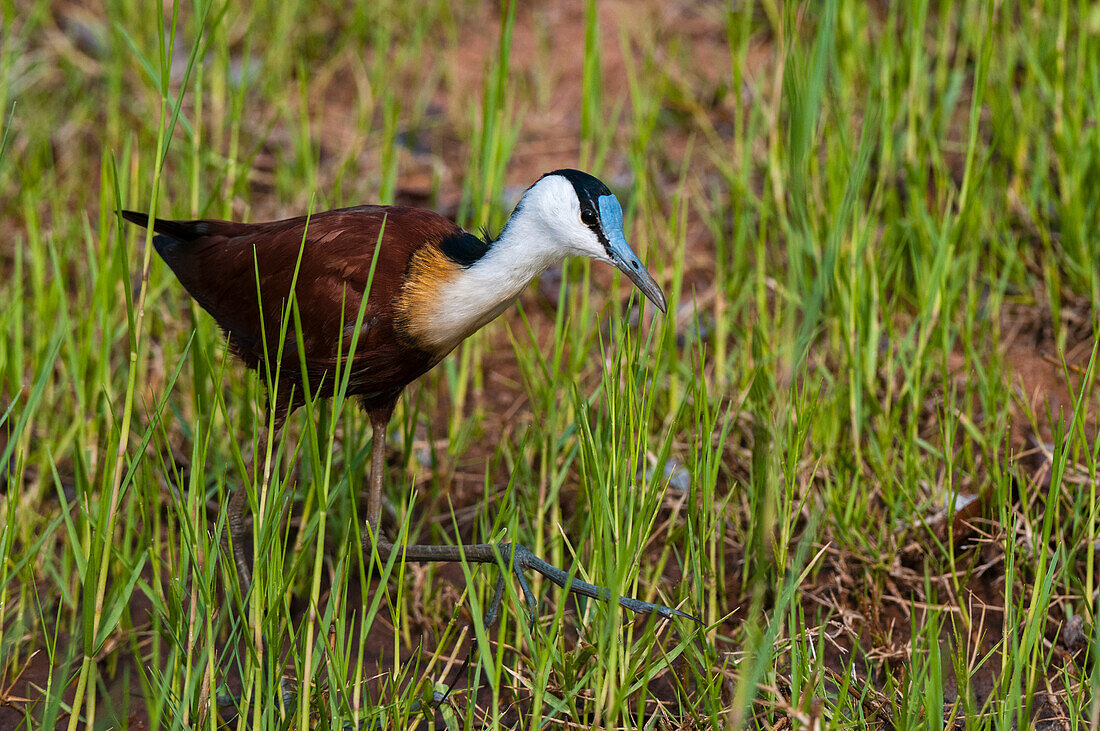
1,0,1098,728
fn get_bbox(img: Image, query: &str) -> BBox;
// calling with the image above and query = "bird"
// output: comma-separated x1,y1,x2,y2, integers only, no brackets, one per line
122,169,695,625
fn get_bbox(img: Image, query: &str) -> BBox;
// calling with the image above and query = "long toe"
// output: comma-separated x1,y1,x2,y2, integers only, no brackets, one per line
507,547,540,618
612,594,699,622
483,545,540,629
510,544,700,624
484,573,507,628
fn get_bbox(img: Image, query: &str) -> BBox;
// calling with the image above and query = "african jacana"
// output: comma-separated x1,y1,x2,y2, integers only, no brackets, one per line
122,169,693,624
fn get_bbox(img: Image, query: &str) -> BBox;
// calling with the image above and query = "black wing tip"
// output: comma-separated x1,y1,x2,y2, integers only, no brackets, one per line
120,210,149,227
119,211,171,258
118,210,211,242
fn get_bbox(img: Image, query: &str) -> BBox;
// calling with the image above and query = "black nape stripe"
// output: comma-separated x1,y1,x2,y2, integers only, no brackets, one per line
439,230,492,267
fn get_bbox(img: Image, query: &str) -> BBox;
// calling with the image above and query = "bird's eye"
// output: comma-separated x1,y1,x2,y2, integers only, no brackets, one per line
580,207,597,225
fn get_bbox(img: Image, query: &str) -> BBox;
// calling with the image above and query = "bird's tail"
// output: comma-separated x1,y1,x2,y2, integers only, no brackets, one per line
119,210,211,241
119,210,216,263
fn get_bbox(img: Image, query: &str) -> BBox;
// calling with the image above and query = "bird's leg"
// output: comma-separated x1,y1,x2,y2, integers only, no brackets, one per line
226,483,253,591
226,401,285,595
224,421,276,595
361,416,698,627
218,416,292,718
365,418,387,538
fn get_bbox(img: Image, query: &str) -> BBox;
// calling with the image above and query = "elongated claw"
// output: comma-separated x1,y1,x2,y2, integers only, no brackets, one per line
495,543,700,625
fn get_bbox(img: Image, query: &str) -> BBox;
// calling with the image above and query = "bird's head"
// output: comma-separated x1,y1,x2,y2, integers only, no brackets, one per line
503,169,668,313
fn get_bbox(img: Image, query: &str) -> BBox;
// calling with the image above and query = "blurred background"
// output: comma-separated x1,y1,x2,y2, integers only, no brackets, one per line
2,0,1099,728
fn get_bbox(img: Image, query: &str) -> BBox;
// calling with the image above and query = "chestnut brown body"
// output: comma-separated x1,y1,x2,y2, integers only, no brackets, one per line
123,206,461,420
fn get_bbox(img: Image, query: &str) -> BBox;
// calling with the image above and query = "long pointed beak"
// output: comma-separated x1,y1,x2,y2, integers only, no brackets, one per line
598,194,667,313
606,229,668,313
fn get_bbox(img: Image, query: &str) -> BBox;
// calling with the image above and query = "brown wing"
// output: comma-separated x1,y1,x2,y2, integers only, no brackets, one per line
125,205,458,402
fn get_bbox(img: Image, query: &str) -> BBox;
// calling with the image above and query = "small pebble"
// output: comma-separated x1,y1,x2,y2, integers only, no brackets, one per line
636,456,691,494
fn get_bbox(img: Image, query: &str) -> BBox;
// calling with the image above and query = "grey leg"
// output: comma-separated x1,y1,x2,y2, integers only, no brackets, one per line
226,482,252,591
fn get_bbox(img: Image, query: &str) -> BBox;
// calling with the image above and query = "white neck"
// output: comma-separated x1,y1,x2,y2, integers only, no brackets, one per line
413,209,568,354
